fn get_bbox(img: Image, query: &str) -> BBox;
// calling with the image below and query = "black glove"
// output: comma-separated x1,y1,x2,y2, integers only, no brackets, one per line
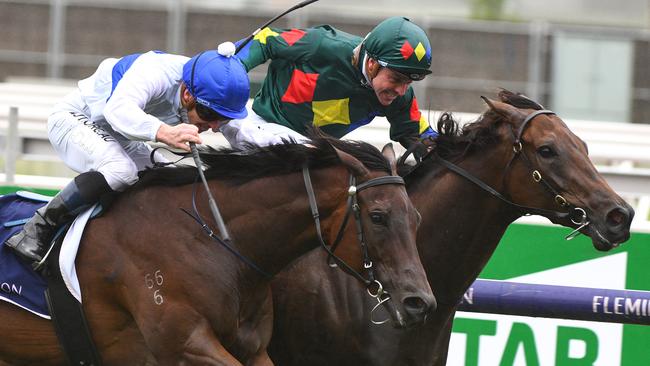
398,137,430,163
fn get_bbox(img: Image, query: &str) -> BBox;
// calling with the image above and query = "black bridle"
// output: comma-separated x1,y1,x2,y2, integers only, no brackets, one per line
430,109,591,240
302,165,405,323
180,164,406,283
178,155,406,325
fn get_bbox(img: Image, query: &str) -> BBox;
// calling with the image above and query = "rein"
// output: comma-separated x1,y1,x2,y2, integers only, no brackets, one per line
302,165,405,324
149,147,275,276
435,157,562,218
181,175,272,278
177,161,407,290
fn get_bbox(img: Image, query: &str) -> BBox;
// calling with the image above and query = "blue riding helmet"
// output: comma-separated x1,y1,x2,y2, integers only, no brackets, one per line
182,50,250,120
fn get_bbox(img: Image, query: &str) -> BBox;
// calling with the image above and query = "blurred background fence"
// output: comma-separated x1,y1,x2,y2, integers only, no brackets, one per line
0,0,649,209
1,0,649,120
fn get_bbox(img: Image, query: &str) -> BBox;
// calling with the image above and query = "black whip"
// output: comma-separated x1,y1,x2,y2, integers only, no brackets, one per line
235,0,319,54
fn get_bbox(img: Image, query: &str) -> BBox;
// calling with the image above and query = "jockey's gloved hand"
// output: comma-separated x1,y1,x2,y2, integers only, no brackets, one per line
414,127,438,160
398,136,429,162
421,135,437,151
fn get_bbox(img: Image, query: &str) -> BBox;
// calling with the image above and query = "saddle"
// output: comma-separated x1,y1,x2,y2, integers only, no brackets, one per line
0,191,102,365
0,191,50,317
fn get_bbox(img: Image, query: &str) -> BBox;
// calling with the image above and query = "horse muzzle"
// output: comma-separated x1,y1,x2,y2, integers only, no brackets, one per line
587,203,634,251
382,291,437,329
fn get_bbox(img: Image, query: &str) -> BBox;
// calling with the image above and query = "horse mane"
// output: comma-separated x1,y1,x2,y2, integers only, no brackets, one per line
398,89,544,178
135,130,390,188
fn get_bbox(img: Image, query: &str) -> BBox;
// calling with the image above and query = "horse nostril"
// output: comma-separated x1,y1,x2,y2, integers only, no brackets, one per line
606,207,629,228
403,296,430,316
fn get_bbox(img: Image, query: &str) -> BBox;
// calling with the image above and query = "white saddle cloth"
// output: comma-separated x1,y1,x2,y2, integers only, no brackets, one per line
58,204,98,303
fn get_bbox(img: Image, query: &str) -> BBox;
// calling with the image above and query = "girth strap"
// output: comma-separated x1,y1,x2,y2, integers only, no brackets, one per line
45,225,103,366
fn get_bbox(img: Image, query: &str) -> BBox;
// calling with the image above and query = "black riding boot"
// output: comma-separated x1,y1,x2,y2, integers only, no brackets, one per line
4,171,113,265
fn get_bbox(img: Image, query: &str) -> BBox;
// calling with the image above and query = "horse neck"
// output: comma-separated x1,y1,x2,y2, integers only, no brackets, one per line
409,149,522,304
201,166,349,278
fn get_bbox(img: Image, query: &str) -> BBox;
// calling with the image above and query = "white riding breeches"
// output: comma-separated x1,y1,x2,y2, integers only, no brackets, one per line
48,89,165,192
220,106,310,149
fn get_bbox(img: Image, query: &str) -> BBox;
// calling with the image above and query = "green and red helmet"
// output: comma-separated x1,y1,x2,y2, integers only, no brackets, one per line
362,16,432,81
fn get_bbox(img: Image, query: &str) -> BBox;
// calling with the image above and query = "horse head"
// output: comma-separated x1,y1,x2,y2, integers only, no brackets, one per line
479,90,634,250
321,138,435,328
264,92,637,366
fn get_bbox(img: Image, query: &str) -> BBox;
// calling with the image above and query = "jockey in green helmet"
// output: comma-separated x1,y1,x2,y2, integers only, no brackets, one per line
361,16,433,82
221,16,437,154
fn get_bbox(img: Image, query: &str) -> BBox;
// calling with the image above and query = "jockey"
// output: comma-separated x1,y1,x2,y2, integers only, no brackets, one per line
5,48,250,265
221,16,437,151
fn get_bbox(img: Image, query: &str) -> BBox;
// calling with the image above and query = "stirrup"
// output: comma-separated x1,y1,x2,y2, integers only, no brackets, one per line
6,233,55,271
32,234,61,271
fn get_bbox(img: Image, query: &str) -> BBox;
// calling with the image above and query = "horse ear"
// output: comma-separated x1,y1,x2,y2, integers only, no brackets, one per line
480,95,497,111
332,147,370,180
480,96,527,124
381,143,398,176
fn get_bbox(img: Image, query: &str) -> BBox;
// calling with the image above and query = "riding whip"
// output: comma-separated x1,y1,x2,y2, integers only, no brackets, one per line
235,0,319,53
180,108,232,241
182,0,320,242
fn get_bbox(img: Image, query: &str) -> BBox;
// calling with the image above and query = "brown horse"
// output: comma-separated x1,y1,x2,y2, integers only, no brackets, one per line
0,135,434,365
268,90,635,365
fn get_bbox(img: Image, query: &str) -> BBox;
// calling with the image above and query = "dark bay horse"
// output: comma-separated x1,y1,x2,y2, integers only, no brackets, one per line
268,90,635,365
0,135,434,365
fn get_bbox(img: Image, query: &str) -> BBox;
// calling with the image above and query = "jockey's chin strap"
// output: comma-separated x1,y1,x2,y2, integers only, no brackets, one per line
436,109,590,240
302,164,405,321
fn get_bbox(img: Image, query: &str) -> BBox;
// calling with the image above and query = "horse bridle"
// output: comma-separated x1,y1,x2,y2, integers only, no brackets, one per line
180,162,408,300
302,165,405,324
436,109,590,240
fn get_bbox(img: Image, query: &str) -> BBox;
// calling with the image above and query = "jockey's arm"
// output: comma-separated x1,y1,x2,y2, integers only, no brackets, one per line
103,54,175,142
386,88,437,151
235,27,314,72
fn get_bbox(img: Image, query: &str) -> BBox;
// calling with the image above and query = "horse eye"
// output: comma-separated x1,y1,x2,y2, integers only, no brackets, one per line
537,145,556,158
369,212,388,226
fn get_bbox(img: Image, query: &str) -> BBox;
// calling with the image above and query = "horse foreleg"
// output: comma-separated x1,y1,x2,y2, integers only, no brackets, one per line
246,350,273,366
181,322,244,366
235,290,274,366
431,315,454,366
140,313,243,366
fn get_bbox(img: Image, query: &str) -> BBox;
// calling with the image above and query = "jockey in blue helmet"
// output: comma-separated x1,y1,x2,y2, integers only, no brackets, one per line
5,45,250,267
182,46,250,124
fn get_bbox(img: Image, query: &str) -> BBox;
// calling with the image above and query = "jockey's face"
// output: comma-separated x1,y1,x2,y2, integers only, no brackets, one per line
370,66,412,106
188,107,231,133
182,86,231,132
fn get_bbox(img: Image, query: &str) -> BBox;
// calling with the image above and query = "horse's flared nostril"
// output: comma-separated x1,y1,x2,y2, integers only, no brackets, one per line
403,294,436,317
606,206,633,230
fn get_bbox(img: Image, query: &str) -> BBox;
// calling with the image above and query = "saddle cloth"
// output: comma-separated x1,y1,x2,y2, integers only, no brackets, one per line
0,191,95,319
